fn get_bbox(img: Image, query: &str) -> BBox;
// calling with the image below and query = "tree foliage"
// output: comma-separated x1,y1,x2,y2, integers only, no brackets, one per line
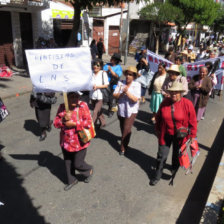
66,0,141,46
213,6,224,34
168,0,220,28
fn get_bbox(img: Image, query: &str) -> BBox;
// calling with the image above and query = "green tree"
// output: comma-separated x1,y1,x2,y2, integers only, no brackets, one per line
66,0,141,46
168,0,220,42
139,2,183,53
213,6,224,38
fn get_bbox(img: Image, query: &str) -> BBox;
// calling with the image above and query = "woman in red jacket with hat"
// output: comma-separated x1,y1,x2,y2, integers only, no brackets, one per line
150,81,197,186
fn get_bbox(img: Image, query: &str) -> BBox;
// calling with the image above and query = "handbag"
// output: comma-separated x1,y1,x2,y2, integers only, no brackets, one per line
100,71,111,104
0,66,12,78
0,98,9,122
76,106,96,144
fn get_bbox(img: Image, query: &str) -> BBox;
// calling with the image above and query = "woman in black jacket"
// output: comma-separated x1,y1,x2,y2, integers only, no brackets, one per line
30,92,57,141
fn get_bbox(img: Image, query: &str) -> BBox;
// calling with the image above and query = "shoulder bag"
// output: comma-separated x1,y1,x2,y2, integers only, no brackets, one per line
100,71,111,104
76,104,96,144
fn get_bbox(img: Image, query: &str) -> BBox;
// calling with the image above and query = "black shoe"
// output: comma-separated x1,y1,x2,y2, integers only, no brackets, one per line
150,178,159,186
119,151,125,156
39,132,47,141
84,168,94,183
64,179,78,191
108,111,114,118
47,121,53,132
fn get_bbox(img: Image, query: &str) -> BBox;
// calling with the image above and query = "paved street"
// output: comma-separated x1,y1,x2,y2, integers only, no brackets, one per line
0,90,224,224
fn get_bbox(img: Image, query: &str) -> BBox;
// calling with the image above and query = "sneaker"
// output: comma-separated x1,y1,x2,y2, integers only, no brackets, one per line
201,116,204,120
39,132,47,141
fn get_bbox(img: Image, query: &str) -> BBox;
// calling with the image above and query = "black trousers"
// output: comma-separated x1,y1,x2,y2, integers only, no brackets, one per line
61,148,92,184
155,134,182,180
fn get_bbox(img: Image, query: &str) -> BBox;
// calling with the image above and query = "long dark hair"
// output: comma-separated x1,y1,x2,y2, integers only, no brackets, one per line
90,39,96,48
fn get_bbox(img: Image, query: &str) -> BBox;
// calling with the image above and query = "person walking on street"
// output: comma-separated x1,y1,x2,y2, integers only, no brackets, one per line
136,56,153,104
30,91,57,141
103,53,123,117
113,66,141,155
149,63,167,124
90,39,98,60
188,66,212,122
97,38,105,60
175,56,187,77
150,82,197,186
54,92,94,191
162,64,188,97
90,59,109,129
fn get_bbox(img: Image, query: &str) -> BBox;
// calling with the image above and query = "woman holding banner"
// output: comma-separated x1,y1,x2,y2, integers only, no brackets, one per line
90,59,109,128
54,92,93,191
113,66,141,155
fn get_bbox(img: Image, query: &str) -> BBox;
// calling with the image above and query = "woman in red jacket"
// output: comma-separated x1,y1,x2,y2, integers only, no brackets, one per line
54,92,93,191
150,82,197,186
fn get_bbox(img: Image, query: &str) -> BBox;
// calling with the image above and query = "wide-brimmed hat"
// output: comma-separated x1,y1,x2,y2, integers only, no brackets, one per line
167,64,180,74
167,81,185,92
125,66,138,78
111,53,122,62
181,50,188,55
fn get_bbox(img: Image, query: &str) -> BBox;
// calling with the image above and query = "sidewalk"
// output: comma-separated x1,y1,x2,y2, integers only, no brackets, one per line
0,54,137,100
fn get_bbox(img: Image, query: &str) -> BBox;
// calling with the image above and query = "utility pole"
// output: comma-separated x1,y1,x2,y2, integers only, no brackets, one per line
124,2,130,65
119,3,124,55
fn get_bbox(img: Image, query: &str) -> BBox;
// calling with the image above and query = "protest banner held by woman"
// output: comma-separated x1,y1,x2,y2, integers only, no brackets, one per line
188,66,212,122
54,92,94,191
90,59,109,129
113,66,141,155
30,91,56,141
150,82,197,186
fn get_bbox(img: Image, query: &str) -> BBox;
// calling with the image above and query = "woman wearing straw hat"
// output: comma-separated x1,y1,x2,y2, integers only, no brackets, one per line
162,64,188,97
113,66,141,155
150,82,197,186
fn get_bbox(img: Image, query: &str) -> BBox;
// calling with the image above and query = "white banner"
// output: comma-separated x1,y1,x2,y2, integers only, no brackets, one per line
26,48,93,92
147,50,224,90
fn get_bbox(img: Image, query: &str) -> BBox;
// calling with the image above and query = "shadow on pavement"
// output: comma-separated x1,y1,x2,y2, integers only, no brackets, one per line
0,158,48,224
198,143,210,152
125,146,157,180
10,151,67,184
134,120,157,136
176,120,224,224
0,78,12,82
136,109,151,124
96,129,120,152
24,119,41,136
0,83,8,88
97,129,158,181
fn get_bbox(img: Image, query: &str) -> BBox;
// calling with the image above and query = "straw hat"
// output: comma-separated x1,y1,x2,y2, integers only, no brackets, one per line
125,66,137,74
181,50,188,55
167,64,180,74
167,81,185,92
